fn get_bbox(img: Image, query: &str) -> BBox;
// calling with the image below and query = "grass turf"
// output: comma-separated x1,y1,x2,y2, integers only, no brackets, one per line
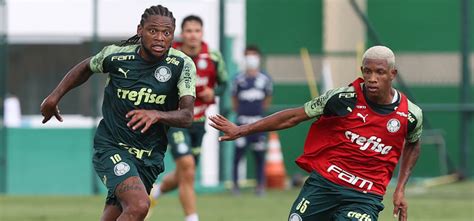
0,181,473,221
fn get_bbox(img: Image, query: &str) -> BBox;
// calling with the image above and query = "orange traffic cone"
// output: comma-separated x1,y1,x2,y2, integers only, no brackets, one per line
265,132,287,189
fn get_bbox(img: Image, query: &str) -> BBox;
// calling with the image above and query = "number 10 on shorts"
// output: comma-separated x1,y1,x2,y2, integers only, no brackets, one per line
296,197,310,213
110,154,122,164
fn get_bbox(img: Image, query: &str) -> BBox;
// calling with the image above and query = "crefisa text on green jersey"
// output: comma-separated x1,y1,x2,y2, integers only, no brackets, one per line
117,88,167,105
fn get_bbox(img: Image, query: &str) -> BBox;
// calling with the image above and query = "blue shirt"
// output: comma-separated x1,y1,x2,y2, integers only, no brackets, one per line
232,71,273,120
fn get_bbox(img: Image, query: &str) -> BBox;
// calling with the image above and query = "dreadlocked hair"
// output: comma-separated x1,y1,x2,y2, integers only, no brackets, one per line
120,5,175,46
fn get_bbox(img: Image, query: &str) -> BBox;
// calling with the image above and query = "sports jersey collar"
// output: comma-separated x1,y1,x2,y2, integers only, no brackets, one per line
172,41,210,56
362,84,400,112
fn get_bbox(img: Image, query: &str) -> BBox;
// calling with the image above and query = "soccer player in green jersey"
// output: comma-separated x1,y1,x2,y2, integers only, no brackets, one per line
40,5,196,221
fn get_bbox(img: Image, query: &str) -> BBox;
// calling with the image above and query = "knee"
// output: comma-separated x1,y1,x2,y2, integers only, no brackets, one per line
181,164,195,181
178,157,196,182
124,197,150,219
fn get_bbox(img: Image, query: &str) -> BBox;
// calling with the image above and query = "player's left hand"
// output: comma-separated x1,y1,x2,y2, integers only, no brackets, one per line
209,114,241,141
126,109,160,133
198,86,215,103
393,190,408,221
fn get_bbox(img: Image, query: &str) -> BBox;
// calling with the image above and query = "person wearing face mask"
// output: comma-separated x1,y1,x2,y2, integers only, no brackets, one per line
231,45,273,196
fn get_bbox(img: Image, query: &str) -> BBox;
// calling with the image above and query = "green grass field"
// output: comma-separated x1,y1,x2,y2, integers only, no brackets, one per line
1,181,473,221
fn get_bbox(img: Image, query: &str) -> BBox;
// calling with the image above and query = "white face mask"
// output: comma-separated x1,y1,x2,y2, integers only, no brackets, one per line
245,55,260,70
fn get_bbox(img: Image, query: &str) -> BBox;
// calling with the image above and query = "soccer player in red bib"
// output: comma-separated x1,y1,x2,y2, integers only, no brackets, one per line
148,15,227,221
209,45,422,221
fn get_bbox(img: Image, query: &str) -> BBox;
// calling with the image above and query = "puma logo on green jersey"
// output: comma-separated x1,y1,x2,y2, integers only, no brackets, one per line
118,68,130,78
117,88,167,105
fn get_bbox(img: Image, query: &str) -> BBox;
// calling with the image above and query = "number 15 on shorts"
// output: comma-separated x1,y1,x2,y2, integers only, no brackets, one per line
296,198,310,213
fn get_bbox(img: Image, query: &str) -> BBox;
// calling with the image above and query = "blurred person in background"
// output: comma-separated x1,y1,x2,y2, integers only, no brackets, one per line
148,15,227,221
231,45,272,196
41,5,196,221
210,46,423,221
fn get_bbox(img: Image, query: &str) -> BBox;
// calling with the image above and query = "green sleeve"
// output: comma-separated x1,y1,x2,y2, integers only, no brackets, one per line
89,44,138,73
178,56,197,98
406,101,423,143
89,45,117,73
211,50,228,96
303,87,352,118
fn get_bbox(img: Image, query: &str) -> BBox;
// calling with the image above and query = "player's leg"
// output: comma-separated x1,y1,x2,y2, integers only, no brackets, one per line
139,158,164,221
115,176,150,221
155,169,180,196
150,127,198,221
100,204,122,221
155,172,178,196
251,138,266,196
153,128,192,195
116,162,164,220
154,171,177,194
93,148,148,221
189,121,205,166
148,129,187,219
157,140,198,220
176,154,197,218
232,137,248,194
177,122,207,221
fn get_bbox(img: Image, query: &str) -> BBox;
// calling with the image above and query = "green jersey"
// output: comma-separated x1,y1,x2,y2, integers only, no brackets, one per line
89,44,196,163
303,85,423,143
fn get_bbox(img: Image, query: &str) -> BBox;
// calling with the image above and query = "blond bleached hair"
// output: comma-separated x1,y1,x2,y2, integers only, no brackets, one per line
362,45,395,69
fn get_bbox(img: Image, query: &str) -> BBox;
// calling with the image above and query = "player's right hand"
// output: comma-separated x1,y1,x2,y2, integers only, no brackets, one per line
126,109,160,133
208,114,241,141
40,97,63,124
198,86,215,103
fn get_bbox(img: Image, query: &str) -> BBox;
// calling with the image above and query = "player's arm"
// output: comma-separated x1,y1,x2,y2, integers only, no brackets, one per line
210,88,337,141
126,96,195,132
41,45,121,123
392,140,421,221
210,107,310,141
126,56,196,132
40,57,94,123
155,95,194,127
393,106,423,221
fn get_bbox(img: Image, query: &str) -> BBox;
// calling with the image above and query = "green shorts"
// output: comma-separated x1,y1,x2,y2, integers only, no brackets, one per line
92,145,164,205
168,121,206,163
288,171,384,221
